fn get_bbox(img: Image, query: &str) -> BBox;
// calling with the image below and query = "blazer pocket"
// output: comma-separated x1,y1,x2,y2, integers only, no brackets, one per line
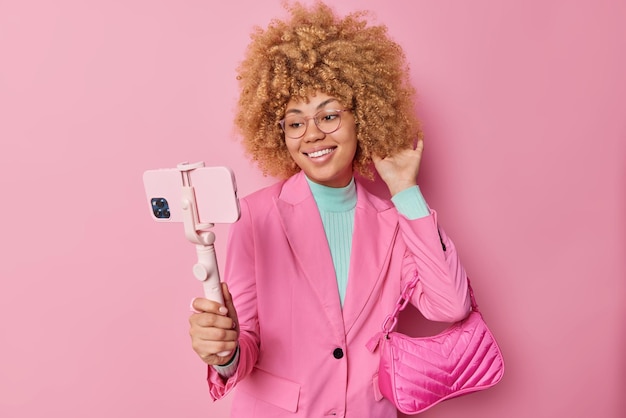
238,367,301,413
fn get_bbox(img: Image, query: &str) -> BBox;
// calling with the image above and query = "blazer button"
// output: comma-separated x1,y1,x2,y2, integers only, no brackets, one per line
333,348,344,359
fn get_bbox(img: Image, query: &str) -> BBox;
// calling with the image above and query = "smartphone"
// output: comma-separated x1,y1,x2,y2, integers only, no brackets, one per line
143,164,238,356
142,165,240,225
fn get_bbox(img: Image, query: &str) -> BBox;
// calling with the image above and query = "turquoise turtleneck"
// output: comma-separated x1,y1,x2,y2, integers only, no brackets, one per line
306,176,430,306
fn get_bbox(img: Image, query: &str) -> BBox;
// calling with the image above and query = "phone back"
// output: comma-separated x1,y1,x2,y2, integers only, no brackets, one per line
143,165,240,224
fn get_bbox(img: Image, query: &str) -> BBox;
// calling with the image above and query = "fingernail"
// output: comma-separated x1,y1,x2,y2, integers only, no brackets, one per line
189,298,201,313
219,306,228,315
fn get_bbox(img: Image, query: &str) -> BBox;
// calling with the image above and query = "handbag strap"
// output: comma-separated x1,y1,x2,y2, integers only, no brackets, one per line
381,270,479,335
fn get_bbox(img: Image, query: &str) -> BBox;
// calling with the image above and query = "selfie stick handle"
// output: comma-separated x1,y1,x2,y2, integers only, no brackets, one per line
176,162,231,358
190,232,225,307
178,162,225,306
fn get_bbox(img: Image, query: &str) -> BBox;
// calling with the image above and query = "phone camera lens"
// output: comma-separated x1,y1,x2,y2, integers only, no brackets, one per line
151,197,171,218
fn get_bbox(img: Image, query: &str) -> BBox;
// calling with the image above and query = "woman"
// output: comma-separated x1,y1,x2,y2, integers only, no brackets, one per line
189,2,471,417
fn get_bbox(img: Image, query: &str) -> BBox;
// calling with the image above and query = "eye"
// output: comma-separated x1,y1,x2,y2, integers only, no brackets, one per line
319,111,339,122
288,120,305,129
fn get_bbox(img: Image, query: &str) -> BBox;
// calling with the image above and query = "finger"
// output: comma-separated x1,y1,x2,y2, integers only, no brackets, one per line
190,312,234,329
194,340,239,364
222,282,232,304
191,297,228,315
371,154,382,164
214,348,238,364
189,298,202,313
191,326,239,343
222,283,240,330
415,137,424,152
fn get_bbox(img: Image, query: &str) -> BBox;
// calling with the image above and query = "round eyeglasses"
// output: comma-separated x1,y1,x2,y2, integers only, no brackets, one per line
278,109,351,139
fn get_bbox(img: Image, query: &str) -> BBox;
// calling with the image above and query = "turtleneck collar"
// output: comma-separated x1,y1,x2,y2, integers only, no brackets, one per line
305,176,357,212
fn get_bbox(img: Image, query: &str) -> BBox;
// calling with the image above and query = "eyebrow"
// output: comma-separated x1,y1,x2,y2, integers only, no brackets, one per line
284,98,339,115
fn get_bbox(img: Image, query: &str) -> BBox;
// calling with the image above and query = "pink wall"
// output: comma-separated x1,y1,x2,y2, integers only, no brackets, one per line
1,1,624,417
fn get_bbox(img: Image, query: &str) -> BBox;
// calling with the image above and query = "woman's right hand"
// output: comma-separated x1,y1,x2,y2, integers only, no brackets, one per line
189,282,240,366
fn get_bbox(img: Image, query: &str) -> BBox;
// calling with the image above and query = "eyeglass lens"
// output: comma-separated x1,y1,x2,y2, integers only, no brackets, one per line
282,109,343,138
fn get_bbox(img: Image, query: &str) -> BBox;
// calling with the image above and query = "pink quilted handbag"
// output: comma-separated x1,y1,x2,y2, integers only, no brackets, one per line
366,273,504,414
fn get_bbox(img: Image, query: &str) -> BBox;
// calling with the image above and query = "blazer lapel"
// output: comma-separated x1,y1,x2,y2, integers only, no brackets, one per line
274,172,346,339
342,180,399,335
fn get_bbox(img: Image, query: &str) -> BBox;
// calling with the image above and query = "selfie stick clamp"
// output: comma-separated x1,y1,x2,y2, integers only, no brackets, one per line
176,161,225,306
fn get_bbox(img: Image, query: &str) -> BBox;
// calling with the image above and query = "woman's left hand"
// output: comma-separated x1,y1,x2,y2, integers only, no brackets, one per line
372,138,424,196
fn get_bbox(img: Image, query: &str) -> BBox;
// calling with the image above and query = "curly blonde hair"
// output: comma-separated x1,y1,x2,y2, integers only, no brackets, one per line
234,1,421,179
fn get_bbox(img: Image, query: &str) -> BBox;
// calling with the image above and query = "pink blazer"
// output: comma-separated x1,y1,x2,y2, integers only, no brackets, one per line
206,171,471,418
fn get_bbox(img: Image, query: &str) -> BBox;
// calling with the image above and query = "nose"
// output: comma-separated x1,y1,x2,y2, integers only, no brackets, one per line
303,118,324,143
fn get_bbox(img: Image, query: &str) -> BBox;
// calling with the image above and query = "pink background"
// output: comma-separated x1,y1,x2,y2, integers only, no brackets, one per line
1,1,624,417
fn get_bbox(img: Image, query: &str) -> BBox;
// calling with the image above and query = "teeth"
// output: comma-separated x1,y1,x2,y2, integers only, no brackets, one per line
308,148,333,158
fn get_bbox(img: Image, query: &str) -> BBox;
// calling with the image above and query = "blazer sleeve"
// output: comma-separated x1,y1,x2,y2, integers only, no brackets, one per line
399,209,472,323
206,198,261,399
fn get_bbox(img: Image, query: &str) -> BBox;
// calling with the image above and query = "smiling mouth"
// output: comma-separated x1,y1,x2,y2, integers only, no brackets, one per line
305,148,336,158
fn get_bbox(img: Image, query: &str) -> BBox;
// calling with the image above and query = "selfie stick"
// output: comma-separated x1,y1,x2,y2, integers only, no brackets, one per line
176,161,225,306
